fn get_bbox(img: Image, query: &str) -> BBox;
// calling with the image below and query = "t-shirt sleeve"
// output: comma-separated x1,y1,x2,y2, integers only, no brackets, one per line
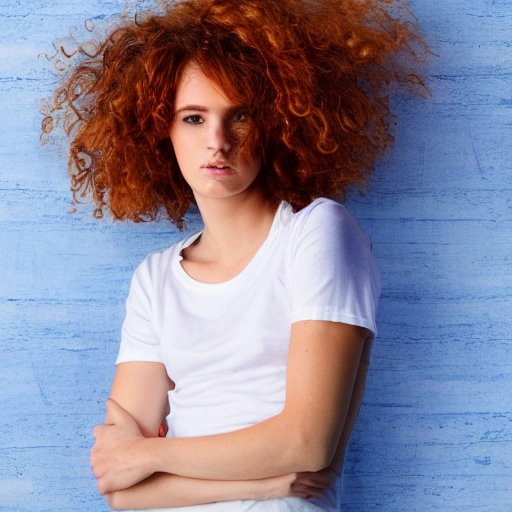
116,255,163,365
290,199,381,337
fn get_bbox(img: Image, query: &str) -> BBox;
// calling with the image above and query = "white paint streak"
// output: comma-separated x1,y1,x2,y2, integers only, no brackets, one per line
0,45,39,60
0,479,35,504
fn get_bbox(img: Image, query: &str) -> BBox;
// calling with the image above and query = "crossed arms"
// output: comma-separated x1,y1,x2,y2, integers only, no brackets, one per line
91,320,372,510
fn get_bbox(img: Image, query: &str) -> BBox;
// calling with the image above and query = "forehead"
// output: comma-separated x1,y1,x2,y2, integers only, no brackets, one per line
175,61,232,108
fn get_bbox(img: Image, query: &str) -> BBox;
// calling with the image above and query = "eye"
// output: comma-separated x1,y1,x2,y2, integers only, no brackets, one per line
233,110,248,123
183,115,203,124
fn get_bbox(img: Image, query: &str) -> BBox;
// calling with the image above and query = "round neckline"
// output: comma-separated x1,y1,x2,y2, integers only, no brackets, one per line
174,201,286,289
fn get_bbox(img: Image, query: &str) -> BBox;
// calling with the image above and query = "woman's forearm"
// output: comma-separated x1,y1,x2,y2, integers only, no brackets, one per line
107,472,295,510
144,411,306,481
93,399,307,494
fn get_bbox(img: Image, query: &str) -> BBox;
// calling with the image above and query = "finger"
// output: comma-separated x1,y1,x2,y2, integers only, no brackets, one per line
290,483,323,499
90,446,106,477
97,471,122,496
158,424,168,437
288,486,310,499
97,476,110,496
306,474,332,486
91,462,101,479
295,472,333,489
295,479,330,490
104,493,114,508
290,490,310,499
90,456,102,479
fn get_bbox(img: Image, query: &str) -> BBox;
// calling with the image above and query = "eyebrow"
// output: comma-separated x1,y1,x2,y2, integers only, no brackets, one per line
174,104,247,114
174,105,208,113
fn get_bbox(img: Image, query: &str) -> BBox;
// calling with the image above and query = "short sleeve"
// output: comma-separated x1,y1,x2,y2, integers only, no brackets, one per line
116,256,163,365
290,199,381,337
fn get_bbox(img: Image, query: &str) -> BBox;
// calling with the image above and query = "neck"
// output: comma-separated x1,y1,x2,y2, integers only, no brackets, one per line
193,186,278,263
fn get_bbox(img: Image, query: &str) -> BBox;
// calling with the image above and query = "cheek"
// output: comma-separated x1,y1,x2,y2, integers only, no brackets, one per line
170,132,192,168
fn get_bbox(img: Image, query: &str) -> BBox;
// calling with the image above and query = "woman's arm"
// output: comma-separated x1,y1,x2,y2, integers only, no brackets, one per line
105,470,333,511
327,336,373,476
92,321,368,492
108,361,173,438
97,361,333,509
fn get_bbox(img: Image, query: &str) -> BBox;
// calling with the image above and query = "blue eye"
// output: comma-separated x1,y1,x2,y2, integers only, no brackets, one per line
183,115,203,124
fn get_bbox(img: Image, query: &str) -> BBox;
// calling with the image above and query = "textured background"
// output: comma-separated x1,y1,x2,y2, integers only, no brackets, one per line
0,0,510,511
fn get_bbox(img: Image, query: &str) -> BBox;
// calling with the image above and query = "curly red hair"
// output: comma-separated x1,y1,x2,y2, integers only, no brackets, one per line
43,0,428,228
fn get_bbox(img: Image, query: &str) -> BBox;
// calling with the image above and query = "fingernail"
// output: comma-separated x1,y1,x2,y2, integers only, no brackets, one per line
159,424,167,437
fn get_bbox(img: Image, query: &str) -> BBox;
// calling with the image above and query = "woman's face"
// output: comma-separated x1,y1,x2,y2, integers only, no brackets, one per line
169,62,262,203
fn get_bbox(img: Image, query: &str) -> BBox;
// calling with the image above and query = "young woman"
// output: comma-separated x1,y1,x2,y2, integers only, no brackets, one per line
45,0,427,510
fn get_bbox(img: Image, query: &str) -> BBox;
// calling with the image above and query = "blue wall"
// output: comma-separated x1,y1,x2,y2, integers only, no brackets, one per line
0,1,510,510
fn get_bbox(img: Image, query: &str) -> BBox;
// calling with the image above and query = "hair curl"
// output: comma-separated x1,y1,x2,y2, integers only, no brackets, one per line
43,0,428,228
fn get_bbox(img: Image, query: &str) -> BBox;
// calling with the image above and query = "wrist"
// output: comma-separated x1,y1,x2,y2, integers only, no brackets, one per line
135,436,159,478
251,474,295,501
143,436,168,475
245,479,272,501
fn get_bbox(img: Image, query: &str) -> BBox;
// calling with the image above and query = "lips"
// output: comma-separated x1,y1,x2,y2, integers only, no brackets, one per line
204,160,231,169
202,161,234,175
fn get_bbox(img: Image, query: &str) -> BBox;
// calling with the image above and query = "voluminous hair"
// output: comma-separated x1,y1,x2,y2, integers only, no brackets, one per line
43,0,428,228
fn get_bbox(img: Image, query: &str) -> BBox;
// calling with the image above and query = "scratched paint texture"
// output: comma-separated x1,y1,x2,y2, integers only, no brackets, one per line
0,0,510,510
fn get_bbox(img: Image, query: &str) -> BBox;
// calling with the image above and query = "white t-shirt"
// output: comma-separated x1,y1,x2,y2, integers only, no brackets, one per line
117,197,381,511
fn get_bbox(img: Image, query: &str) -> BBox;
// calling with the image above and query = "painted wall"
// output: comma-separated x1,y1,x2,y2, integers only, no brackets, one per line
0,1,510,511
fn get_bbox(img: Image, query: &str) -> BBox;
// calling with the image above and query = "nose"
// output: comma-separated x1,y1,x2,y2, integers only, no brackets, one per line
207,120,231,154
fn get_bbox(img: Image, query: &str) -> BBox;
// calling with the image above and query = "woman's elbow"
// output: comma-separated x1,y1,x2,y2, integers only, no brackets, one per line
290,431,336,472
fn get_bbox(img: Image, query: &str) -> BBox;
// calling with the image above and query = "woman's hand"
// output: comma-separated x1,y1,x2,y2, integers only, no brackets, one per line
257,467,335,501
91,399,153,495
290,468,335,500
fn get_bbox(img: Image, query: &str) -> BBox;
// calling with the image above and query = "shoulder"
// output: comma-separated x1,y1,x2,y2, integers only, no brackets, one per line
287,198,381,333
294,197,359,226
290,197,371,249
133,230,201,283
